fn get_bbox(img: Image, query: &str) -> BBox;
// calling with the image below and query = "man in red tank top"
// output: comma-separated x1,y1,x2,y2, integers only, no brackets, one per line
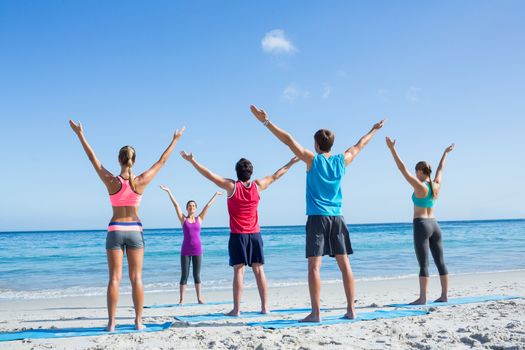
181,151,299,316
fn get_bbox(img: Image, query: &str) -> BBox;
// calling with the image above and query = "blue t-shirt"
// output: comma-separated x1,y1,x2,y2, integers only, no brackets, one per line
306,153,346,216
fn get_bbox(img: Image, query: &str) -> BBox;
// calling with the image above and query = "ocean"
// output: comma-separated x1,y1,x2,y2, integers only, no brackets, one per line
1,219,524,300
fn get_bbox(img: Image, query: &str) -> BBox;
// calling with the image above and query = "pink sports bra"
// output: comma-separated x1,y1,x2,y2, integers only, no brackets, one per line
109,176,142,207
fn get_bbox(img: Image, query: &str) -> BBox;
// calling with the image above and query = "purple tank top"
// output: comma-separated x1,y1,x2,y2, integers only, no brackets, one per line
181,218,202,256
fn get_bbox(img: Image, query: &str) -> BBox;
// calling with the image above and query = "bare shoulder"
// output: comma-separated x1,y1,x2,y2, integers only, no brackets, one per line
304,148,315,161
224,177,236,189
104,172,122,193
133,172,147,186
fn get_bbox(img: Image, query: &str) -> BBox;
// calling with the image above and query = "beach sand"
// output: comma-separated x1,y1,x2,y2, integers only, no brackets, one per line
1,270,524,349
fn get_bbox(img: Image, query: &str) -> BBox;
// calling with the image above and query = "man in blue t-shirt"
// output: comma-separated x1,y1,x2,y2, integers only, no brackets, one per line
250,105,384,322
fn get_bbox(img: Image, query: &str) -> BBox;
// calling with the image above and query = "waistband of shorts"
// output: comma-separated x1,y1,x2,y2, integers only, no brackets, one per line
413,217,436,223
108,221,143,232
230,232,260,235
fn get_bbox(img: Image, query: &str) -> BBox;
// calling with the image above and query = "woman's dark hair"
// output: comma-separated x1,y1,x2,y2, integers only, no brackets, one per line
415,161,435,199
118,146,137,191
186,200,197,210
314,129,335,152
235,158,253,182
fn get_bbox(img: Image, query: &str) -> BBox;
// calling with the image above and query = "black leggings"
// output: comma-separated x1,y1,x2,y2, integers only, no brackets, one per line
413,218,448,277
180,255,202,285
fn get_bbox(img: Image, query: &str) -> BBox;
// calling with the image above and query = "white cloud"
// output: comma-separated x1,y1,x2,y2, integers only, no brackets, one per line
262,29,296,55
406,87,421,103
282,84,309,102
283,85,299,101
322,85,332,99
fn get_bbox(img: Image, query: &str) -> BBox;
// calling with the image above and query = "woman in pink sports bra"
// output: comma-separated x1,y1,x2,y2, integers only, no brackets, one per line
160,185,222,304
69,120,184,332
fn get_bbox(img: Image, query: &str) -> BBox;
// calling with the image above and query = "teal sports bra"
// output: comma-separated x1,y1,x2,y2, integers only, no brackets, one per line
412,182,435,208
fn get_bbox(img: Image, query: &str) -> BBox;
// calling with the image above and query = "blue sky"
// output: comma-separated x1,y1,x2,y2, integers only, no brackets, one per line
1,1,524,231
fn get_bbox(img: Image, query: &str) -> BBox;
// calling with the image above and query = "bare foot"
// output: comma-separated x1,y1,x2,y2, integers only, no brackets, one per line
178,299,184,305
105,320,116,332
198,299,205,304
225,309,240,317
299,312,321,323
261,308,270,314
409,297,427,305
434,296,448,303
135,323,146,331
344,307,356,319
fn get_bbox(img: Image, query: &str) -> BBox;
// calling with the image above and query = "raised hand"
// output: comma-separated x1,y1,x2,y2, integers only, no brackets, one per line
385,136,396,149
249,105,268,123
159,185,171,192
373,120,385,130
69,120,83,135
174,127,186,140
180,151,194,161
444,143,455,153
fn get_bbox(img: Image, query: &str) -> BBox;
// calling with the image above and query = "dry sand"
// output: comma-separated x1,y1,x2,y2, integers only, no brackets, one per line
1,270,524,349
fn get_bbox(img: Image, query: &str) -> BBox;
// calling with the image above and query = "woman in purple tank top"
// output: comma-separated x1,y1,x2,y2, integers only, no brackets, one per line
160,185,222,304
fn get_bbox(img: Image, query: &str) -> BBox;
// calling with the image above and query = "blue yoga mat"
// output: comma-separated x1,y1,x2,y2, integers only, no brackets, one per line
386,295,521,308
176,307,317,323
145,301,231,309
247,309,429,329
0,322,173,342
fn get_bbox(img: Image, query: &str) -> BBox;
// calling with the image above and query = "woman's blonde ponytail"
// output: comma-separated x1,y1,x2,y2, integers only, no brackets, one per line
118,146,136,191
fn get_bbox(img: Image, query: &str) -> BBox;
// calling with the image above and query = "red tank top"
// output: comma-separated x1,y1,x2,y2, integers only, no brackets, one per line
227,181,260,234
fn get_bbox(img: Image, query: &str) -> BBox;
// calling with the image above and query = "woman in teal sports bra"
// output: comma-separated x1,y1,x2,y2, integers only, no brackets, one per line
386,137,454,305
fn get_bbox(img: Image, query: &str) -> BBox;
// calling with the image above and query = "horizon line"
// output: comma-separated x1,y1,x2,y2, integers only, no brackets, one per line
1,217,523,234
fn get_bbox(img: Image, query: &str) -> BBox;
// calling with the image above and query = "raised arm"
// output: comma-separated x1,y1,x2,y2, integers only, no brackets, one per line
159,185,185,224
434,144,455,185
255,156,300,191
69,120,120,193
385,137,427,193
344,120,385,166
197,191,223,222
135,127,185,191
180,151,235,195
250,105,315,166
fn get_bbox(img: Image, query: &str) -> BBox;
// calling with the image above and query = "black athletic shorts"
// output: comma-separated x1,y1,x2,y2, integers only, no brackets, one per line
306,215,353,258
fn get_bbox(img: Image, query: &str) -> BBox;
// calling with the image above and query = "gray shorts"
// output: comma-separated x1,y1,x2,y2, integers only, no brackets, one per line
306,215,352,258
106,230,145,250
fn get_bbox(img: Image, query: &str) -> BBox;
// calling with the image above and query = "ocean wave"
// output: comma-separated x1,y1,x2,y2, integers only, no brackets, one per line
2,269,523,300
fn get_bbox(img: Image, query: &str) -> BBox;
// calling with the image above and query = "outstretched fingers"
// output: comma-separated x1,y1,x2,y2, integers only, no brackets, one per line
180,150,193,161
385,136,396,148
374,119,386,129
249,105,267,122
69,120,83,134
174,126,186,139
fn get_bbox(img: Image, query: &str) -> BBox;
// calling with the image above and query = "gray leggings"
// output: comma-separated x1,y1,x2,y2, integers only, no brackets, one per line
413,218,448,277
180,255,202,285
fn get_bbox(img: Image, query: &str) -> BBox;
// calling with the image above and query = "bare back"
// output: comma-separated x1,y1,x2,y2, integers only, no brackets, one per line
111,206,141,222
413,206,434,219
109,174,143,222
413,182,440,219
